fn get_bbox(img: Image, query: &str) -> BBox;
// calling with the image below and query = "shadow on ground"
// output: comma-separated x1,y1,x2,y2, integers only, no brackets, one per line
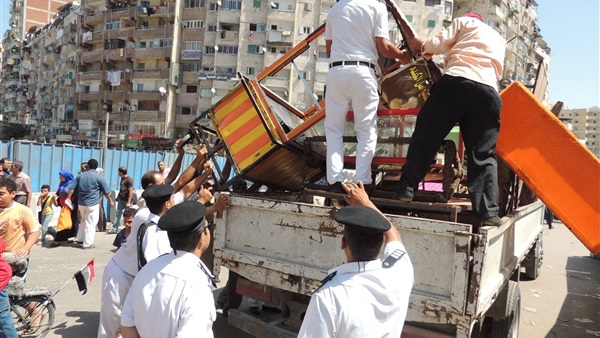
546,255,600,338
51,311,99,337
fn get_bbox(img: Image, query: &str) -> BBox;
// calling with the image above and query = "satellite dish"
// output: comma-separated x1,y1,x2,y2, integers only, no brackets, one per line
210,88,216,94
125,68,131,73
159,87,167,94
217,0,222,5
261,46,267,53
270,2,277,8
499,78,512,87
175,89,181,94
214,45,219,51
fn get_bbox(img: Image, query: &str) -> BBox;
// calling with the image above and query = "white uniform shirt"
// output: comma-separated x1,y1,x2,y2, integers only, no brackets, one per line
121,251,217,337
113,191,184,276
325,0,390,64
423,17,506,91
297,241,414,338
142,213,171,263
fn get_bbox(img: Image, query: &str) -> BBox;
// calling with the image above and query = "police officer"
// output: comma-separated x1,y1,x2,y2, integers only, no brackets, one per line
121,200,217,337
325,0,411,192
298,182,414,337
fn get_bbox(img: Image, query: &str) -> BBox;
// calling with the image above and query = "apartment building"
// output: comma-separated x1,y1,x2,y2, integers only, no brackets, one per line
559,106,600,158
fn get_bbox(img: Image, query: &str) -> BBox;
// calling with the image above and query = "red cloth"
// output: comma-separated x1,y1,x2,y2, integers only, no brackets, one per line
0,239,12,290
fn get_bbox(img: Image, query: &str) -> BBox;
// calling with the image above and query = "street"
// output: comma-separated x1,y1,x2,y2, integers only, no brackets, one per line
24,221,598,338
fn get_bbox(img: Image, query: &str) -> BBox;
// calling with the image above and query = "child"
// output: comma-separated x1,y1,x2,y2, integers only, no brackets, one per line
112,208,137,249
37,185,57,246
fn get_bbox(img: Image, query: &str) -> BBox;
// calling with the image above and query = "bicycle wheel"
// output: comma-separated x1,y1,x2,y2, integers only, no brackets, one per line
11,295,56,338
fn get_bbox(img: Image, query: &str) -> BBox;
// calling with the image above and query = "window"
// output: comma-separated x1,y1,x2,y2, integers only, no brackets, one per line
425,0,441,6
186,85,198,93
298,71,311,81
403,0,416,2
444,1,452,14
208,2,219,11
182,41,202,50
183,20,204,29
181,64,201,72
164,38,173,47
138,101,160,110
205,46,216,54
136,84,144,92
318,51,327,59
105,20,120,31
253,0,261,8
207,25,218,32
200,88,213,97
249,23,266,32
270,24,279,31
247,44,264,54
139,41,147,48
184,0,205,8
217,45,238,54
270,2,279,9
301,26,313,34
406,15,413,22
178,107,194,115
427,20,436,28
247,67,256,76
222,1,241,9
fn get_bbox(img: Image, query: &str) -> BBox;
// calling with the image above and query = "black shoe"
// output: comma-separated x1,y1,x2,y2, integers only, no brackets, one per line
481,217,503,227
393,187,414,202
328,182,344,193
50,242,61,248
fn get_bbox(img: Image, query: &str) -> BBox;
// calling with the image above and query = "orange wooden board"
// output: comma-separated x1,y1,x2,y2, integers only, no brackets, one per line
497,82,600,254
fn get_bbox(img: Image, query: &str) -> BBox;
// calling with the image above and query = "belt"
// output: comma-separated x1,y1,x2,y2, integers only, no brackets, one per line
329,61,376,70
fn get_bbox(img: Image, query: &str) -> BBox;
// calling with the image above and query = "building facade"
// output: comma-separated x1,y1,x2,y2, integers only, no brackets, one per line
559,106,600,158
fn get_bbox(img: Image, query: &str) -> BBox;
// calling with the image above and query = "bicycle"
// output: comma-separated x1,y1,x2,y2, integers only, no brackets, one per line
3,253,56,338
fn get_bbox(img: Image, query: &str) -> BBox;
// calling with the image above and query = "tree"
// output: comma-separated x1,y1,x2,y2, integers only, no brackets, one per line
1,122,29,140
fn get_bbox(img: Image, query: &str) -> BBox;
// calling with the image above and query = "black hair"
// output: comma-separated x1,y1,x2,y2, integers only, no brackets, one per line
168,225,204,252
343,226,384,262
0,177,17,193
41,184,50,190
118,166,127,175
87,159,99,169
123,207,137,219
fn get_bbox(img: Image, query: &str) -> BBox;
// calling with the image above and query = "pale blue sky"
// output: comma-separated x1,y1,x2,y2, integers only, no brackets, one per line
1,0,599,108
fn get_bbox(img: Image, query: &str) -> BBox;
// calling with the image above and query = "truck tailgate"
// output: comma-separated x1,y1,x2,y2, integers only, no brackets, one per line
215,195,473,324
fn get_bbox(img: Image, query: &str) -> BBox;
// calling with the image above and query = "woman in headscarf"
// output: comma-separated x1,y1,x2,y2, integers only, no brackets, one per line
50,169,79,247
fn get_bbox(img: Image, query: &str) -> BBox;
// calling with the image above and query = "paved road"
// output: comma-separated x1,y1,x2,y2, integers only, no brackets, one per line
24,221,598,338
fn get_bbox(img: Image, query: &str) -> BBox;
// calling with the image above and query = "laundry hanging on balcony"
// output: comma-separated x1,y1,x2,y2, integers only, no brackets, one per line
106,70,122,87
138,5,157,16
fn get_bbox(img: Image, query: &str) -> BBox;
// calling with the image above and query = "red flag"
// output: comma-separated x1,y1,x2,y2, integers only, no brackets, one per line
74,259,95,295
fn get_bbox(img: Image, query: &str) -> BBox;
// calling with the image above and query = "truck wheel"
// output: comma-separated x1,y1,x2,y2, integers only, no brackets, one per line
489,281,521,338
523,235,543,280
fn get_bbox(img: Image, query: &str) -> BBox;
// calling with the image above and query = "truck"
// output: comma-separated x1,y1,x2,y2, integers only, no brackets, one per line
184,1,598,336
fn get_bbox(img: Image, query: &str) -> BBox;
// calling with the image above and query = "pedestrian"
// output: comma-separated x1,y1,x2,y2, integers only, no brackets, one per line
0,177,40,259
66,159,114,249
111,167,134,234
298,182,414,337
113,208,137,249
79,162,89,175
157,161,171,179
324,0,411,192
544,206,554,229
37,184,57,246
10,161,32,206
51,170,78,247
121,200,217,337
395,13,506,227
0,238,18,338
0,158,11,177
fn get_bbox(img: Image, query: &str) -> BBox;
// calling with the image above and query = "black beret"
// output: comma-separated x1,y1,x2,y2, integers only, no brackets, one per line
333,206,391,234
141,184,174,202
158,200,207,234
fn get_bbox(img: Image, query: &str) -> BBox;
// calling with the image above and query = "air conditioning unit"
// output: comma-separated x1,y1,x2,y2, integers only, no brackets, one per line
118,107,125,112
282,31,291,36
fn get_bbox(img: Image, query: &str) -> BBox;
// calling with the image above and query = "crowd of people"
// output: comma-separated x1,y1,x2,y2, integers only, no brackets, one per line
0,2,525,337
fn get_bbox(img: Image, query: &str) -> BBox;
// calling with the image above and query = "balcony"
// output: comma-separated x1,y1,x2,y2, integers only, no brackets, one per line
262,76,289,89
80,51,103,64
135,25,173,39
76,92,101,102
110,7,136,20
316,60,329,73
79,70,104,82
60,78,73,88
104,48,134,62
132,68,170,80
488,5,506,21
153,3,175,17
268,9,296,22
43,54,54,65
106,27,134,40
105,90,129,101
130,91,162,101
91,30,106,41
83,12,106,26
218,30,239,42
76,110,97,120
267,31,294,45
134,47,172,59
81,0,105,8
216,10,241,23
182,28,204,40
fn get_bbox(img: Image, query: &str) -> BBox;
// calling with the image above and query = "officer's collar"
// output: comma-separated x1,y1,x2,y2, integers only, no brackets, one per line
329,259,382,275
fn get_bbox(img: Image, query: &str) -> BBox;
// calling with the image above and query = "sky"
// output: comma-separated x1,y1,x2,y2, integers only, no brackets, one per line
0,0,599,108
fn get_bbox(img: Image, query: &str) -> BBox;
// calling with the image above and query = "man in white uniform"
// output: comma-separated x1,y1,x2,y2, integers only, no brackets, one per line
121,200,216,338
325,0,411,192
298,182,414,337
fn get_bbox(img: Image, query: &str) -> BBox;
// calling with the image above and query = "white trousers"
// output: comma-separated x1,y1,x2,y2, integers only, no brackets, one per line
76,204,99,247
325,65,379,185
97,259,135,338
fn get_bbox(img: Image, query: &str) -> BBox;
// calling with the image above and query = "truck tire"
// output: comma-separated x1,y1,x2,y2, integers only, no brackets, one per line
523,235,543,280
488,281,521,338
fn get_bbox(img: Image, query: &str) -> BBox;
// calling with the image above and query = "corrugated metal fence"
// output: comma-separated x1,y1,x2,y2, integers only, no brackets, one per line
0,141,205,192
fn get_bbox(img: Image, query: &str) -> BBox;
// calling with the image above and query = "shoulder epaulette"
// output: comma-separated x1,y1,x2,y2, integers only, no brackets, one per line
382,249,406,269
307,271,337,295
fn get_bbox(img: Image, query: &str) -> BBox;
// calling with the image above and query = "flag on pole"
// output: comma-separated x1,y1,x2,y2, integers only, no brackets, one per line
74,259,95,295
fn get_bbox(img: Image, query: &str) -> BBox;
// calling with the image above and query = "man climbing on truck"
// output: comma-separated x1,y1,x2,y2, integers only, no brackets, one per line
298,182,414,337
